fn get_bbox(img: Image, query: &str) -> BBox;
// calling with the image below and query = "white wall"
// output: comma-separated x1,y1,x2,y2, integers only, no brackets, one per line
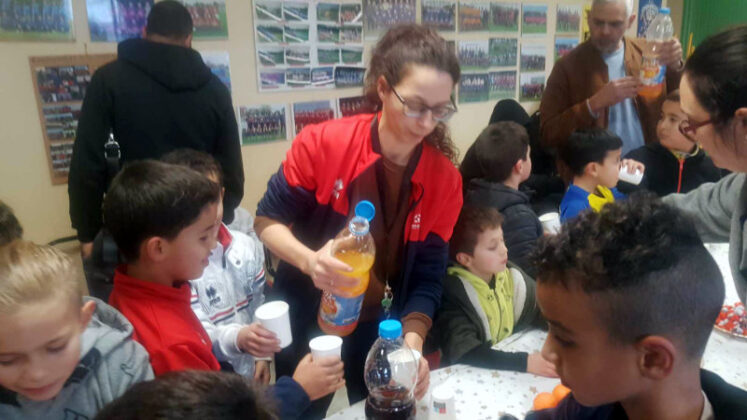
0,0,678,245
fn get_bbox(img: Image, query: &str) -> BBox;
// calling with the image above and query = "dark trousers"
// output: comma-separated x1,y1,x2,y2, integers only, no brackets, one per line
275,316,380,419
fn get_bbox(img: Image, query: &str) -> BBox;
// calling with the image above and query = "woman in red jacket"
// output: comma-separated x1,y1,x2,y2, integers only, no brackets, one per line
255,24,463,418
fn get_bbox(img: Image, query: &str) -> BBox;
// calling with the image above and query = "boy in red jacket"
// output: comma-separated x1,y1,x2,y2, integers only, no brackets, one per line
104,160,223,375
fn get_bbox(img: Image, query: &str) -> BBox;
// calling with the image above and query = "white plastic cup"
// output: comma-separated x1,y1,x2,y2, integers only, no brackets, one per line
539,212,561,235
254,301,292,348
618,167,644,185
430,384,457,420
387,348,421,390
309,335,342,360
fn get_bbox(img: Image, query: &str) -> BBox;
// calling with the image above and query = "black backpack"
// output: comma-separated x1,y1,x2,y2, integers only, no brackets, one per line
82,132,121,301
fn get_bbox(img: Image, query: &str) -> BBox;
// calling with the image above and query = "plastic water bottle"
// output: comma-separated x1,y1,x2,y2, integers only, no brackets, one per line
317,201,376,336
364,320,418,420
639,8,674,99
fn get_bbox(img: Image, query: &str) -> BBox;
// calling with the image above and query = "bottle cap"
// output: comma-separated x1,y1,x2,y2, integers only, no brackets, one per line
379,319,402,339
659,7,670,14
355,200,375,222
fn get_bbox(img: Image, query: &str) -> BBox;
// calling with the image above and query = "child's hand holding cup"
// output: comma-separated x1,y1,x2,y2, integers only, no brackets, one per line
539,212,561,235
254,301,293,348
618,159,645,185
309,335,343,360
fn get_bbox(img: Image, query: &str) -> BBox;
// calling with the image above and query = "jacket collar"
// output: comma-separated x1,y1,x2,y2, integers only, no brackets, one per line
113,266,192,303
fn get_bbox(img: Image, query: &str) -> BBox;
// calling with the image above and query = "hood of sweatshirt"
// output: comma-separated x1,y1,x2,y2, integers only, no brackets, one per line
465,178,530,212
118,38,213,92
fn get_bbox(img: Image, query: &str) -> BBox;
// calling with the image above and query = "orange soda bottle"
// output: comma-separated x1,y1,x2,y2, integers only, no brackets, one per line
318,201,376,336
638,8,673,99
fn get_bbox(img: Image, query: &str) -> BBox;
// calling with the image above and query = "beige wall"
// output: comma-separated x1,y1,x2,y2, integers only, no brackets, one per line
1,0,653,245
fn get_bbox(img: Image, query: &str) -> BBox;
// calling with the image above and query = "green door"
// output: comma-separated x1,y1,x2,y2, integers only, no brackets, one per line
681,0,747,56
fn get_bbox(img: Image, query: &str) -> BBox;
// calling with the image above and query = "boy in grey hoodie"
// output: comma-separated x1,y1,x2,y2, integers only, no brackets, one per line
0,240,153,419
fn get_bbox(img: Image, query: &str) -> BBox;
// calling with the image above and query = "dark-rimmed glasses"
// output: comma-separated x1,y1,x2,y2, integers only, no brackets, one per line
390,85,457,122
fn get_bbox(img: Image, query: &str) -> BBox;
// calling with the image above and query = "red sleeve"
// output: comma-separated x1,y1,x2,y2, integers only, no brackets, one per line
150,344,219,376
282,126,320,191
432,171,463,242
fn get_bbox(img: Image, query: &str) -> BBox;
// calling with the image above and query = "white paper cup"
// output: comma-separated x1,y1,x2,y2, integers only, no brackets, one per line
254,301,292,348
618,167,644,185
309,335,342,360
539,212,561,234
387,348,420,389
430,384,456,420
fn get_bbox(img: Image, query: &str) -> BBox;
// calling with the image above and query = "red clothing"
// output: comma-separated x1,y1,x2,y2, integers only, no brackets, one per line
109,267,220,376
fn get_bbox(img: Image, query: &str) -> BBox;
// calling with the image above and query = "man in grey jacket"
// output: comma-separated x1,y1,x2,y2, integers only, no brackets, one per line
663,173,747,303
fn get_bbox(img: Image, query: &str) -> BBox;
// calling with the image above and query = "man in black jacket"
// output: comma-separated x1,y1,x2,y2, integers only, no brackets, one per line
69,0,243,257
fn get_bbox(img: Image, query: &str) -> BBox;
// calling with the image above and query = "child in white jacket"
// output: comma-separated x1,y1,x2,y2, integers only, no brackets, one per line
163,149,281,383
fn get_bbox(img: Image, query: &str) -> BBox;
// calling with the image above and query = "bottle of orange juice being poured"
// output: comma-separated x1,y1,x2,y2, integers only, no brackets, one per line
318,201,376,336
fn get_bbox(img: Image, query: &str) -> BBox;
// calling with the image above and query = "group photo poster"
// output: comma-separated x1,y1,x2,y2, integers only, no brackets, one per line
556,4,581,35
459,73,489,104
520,42,546,72
521,3,547,35
292,99,336,136
489,70,517,100
253,0,365,92
29,54,116,185
239,104,288,145
338,95,377,118
520,71,545,102
458,40,490,71
489,37,518,67
0,0,74,41
363,0,415,40
554,36,579,61
87,0,153,42
489,2,519,33
183,0,228,39
200,50,232,91
421,0,456,32
458,0,489,32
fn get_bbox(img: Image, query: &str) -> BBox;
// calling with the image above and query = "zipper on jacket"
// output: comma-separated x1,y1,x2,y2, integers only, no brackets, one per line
677,158,685,193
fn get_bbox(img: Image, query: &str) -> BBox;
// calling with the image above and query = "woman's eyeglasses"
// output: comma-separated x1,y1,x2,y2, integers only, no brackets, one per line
678,117,713,140
390,85,457,122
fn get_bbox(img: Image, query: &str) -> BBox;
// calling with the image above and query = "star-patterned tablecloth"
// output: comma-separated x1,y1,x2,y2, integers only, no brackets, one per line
326,244,746,419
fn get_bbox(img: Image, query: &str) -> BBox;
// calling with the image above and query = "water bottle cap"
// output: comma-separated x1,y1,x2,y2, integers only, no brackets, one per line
355,200,375,222
659,7,670,14
379,320,402,339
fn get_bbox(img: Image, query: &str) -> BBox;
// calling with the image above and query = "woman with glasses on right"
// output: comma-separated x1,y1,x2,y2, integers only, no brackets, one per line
254,24,463,418
663,25,747,304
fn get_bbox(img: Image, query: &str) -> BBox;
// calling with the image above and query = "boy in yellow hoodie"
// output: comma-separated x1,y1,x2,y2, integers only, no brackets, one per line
434,206,556,377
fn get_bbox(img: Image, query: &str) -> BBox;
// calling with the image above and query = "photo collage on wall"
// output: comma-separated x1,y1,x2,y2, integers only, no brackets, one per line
454,2,583,104
0,0,75,41
29,54,115,184
253,0,365,92
35,64,91,178
239,104,288,145
200,51,232,92
363,0,416,39
183,0,228,39
86,0,153,42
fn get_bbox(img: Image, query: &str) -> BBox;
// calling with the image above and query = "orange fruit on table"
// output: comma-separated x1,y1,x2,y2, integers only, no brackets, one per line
552,384,571,402
533,392,557,410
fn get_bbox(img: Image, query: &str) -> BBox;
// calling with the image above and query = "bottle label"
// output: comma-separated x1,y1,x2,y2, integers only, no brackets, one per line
641,64,665,86
319,292,364,327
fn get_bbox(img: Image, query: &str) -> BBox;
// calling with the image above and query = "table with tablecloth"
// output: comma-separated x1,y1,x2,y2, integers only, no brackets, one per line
326,244,746,419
